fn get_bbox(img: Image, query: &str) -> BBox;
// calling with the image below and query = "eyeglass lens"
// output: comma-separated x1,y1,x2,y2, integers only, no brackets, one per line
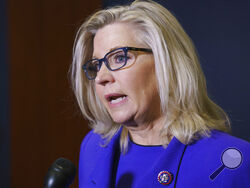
86,48,135,79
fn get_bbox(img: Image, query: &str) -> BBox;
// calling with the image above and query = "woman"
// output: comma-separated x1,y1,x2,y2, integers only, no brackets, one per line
71,0,250,187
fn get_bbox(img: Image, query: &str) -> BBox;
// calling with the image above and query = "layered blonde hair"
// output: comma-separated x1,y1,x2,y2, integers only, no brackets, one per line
71,0,230,151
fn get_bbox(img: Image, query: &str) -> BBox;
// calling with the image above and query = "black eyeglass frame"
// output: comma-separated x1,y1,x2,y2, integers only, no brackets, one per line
82,46,152,80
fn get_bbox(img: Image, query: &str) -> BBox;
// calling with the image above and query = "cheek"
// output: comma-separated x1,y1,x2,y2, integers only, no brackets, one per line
130,65,157,93
122,68,158,108
95,85,104,103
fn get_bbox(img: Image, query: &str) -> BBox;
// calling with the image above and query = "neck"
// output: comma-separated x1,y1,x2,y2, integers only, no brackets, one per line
126,116,166,146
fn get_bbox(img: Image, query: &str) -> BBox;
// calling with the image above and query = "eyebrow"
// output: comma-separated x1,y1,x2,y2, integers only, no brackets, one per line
110,46,123,51
92,45,124,59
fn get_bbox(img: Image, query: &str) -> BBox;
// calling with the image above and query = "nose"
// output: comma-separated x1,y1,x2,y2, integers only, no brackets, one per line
95,63,114,86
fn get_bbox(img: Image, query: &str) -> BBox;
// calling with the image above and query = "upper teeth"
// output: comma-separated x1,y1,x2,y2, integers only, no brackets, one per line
110,96,126,104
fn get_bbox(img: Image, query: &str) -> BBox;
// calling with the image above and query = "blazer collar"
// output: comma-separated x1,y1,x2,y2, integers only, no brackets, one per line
89,129,187,187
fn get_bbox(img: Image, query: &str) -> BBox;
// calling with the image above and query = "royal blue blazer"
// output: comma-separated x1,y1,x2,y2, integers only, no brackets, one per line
79,129,250,188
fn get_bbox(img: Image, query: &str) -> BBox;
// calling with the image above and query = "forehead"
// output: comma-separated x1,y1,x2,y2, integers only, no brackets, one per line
93,23,139,57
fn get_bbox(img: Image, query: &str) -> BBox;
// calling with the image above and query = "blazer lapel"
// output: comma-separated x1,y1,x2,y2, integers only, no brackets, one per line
141,137,187,187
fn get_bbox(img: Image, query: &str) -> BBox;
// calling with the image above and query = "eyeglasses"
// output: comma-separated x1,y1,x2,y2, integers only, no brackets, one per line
82,47,152,80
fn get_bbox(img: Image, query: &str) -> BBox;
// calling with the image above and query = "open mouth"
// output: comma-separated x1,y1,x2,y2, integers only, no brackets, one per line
106,94,127,104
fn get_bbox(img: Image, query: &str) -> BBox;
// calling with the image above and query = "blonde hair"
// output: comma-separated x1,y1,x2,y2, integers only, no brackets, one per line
71,0,230,151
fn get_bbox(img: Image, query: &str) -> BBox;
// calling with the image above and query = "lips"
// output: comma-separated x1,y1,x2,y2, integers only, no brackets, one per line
105,93,127,105
110,96,127,104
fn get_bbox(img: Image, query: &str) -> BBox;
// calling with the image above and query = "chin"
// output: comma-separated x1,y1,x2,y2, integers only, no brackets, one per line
110,113,135,126
113,118,138,127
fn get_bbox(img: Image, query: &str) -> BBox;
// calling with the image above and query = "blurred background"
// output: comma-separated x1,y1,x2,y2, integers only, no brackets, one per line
1,0,249,187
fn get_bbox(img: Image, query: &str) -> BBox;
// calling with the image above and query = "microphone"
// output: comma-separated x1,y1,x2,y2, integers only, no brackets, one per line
44,158,76,188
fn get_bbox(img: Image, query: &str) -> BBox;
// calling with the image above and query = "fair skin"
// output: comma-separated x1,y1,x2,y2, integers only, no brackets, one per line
94,23,165,145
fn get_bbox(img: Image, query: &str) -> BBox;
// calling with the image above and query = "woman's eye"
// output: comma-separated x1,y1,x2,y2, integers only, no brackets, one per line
88,65,98,72
115,55,126,64
88,61,100,72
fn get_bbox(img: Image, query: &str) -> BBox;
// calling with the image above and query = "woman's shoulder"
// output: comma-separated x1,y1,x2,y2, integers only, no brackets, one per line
80,130,103,151
188,130,250,171
178,130,250,187
187,130,250,159
193,130,250,151
184,130,250,169
79,130,103,168
80,128,122,156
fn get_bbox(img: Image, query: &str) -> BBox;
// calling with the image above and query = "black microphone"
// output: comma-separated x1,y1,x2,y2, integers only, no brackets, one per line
44,158,76,188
